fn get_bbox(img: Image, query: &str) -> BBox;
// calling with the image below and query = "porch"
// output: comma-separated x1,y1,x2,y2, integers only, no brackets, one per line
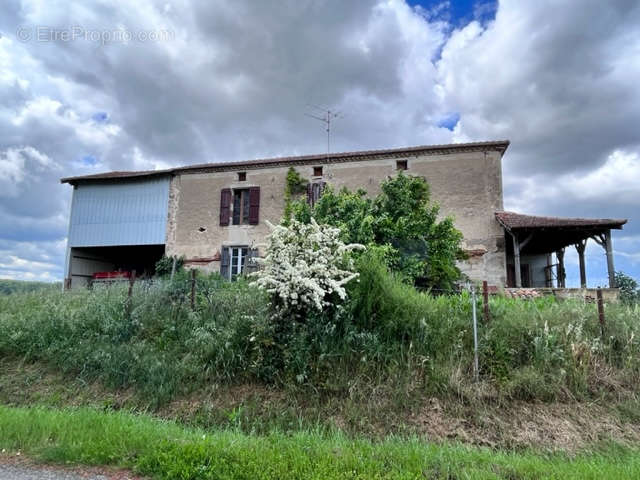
495,211,627,288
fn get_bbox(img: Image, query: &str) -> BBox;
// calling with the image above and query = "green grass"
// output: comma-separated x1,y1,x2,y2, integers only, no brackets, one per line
1,268,639,410
1,405,639,479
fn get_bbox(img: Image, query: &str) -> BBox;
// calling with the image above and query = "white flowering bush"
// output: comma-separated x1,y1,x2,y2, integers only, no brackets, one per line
251,219,364,316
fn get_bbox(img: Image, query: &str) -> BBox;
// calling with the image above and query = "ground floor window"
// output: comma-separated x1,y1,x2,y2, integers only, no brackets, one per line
221,246,257,280
230,246,248,278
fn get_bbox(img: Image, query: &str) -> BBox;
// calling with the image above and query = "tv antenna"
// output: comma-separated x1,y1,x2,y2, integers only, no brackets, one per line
305,104,343,154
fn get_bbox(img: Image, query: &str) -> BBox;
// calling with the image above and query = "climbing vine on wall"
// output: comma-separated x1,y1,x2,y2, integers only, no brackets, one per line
283,167,308,224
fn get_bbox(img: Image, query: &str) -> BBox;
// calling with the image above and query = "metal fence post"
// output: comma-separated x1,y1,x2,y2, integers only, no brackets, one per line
471,284,479,382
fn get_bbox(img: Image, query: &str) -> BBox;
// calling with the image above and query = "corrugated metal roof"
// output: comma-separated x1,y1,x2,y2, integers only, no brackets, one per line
495,211,627,230
60,140,510,184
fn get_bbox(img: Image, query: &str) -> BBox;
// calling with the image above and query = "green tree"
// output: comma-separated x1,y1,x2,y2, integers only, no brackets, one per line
615,271,640,305
290,172,465,291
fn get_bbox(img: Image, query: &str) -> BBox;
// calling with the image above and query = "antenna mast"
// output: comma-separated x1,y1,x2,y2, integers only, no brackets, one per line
305,105,342,154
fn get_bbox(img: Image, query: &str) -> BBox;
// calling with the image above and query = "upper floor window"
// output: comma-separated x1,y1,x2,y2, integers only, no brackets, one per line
307,181,326,207
396,160,408,171
220,187,260,226
237,172,246,181
233,189,250,225
313,166,323,177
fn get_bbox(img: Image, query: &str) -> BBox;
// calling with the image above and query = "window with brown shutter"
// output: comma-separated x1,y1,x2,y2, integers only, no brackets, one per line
233,189,250,225
221,246,254,280
307,181,325,207
396,160,408,170
313,166,323,176
219,188,231,226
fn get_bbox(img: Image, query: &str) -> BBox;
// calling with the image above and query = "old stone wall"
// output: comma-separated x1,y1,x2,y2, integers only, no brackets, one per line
165,149,506,285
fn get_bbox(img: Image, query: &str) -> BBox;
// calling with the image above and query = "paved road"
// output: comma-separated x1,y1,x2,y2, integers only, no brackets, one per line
0,463,142,480
0,464,109,479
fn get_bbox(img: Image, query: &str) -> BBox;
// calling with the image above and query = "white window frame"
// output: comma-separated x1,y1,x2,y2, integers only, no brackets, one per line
230,246,248,278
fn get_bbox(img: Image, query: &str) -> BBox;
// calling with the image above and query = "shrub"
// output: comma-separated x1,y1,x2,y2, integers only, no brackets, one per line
154,255,185,276
291,173,465,290
251,219,363,319
616,271,640,305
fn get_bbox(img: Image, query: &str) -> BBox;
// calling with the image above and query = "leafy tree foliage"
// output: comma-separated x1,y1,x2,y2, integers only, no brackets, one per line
615,271,640,305
155,255,184,276
290,172,465,290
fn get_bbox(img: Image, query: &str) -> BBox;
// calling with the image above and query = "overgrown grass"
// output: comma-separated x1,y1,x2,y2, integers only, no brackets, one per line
1,405,640,479
1,262,639,411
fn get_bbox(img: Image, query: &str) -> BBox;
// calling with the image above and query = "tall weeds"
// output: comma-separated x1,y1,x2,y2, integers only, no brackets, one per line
1,263,639,406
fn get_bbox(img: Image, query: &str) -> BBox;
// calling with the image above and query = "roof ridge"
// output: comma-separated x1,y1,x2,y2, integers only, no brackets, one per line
61,140,510,184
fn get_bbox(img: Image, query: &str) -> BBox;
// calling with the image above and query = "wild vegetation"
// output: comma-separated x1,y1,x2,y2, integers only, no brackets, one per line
2,405,640,480
290,172,465,290
1,260,638,413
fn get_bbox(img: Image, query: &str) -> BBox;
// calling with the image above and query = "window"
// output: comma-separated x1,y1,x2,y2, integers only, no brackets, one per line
232,189,250,225
307,181,326,207
220,187,260,226
221,246,257,280
237,172,246,181
230,246,248,279
396,160,408,170
313,166,323,176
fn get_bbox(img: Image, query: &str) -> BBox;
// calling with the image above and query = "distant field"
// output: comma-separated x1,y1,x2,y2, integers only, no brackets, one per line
0,279,60,295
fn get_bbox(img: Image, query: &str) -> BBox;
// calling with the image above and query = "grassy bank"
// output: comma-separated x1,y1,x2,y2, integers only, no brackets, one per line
1,405,640,479
1,268,639,452
1,270,638,408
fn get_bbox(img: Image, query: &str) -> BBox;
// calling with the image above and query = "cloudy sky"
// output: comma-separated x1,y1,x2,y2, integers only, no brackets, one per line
0,0,638,285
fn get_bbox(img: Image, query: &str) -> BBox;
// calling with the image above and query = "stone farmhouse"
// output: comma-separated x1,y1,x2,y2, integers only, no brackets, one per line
61,140,626,290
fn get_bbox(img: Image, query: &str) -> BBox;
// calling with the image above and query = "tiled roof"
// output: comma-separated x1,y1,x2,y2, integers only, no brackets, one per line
60,140,510,184
495,211,627,230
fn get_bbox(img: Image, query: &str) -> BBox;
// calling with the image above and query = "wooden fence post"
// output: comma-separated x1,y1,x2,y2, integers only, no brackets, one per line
596,288,605,338
482,280,490,323
126,270,137,318
128,270,137,299
190,269,196,311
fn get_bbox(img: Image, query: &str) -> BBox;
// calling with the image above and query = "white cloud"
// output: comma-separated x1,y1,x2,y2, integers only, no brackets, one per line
0,0,638,282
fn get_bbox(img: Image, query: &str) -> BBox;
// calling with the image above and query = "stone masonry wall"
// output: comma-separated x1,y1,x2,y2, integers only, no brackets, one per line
165,149,506,285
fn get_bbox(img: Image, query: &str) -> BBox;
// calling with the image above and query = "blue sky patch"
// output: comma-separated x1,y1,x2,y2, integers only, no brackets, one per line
438,112,460,131
409,0,497,27
82,155,98,166
91,111,109,123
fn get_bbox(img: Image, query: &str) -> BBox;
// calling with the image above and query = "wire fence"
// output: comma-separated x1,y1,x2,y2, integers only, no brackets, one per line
84,268,613,384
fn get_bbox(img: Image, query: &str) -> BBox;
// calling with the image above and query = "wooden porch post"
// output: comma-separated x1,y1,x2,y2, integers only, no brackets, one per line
575,239,587,288
604,229,616,288
512,233,522,288
556,249,566,288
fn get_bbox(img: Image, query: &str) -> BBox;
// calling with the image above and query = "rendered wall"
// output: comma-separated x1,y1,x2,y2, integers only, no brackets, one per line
166,150,506,285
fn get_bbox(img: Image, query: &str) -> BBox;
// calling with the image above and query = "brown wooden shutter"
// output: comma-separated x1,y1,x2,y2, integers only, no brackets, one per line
248,186,260,225
220,188,231,226
220,247,230,279
306,183,313,205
